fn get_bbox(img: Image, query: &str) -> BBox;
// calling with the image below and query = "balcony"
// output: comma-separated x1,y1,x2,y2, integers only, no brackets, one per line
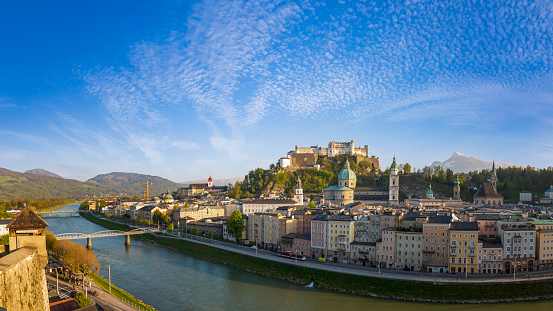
450,252,457,256
423,249,435,253
470,253,475,256
336,235,348,245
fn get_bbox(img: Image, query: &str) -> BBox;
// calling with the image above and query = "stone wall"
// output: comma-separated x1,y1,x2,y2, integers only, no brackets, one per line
0,247,49,311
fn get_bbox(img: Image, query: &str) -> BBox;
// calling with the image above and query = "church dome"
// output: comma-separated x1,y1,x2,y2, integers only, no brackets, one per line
338,159,356,180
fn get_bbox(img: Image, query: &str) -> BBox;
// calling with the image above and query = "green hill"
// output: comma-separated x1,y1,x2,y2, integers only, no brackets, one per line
398,174,458,200
86,172,182,197
0,168,123,200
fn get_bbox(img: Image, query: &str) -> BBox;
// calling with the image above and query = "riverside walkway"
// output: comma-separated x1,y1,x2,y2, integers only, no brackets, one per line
91,214,553,284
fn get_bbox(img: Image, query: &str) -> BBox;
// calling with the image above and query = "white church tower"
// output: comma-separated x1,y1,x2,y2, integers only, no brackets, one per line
389,155,399,206
294,177,304,205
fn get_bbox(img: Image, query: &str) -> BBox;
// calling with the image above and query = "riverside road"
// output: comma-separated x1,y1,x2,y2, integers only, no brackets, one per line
98,215,553,284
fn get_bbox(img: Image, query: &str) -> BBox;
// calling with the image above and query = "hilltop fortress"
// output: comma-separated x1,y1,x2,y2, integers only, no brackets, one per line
279,140,380,172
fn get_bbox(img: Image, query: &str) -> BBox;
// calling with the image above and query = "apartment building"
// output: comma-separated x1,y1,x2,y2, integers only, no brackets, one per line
350,241,376,266
478,241,503,274
377,228,397,269
475,214,500,238
311,213,330,259
327,215,355,264
498,216,536,273
422,221,450,273
396,231,423,271
448,222,479,275
353,215,380,243
533,218,553,270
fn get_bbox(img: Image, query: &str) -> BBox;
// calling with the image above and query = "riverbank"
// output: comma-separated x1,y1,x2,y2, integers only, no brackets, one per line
88,273,156,311
36,200,77,213
80,213,553,303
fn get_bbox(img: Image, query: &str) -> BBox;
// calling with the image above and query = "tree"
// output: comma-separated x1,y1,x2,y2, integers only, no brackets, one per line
191,227,198,235
167,223,174,231
403,163,411,174
227,210,245,240
207,230,213,239
152,210,163,223
46,230,56,250
308,201,316,208
52,240,100,282
163,215,171,223
0,234,8,245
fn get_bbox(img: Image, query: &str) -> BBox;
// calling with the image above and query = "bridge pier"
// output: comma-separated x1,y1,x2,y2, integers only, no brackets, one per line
125,235,131,246
87,238,92,249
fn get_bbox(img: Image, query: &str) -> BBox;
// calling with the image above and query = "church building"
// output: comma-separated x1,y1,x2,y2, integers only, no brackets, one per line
473,162,504,206
323,157,398,207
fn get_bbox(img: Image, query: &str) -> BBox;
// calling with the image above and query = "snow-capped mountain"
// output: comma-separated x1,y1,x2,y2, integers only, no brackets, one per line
431,152,524,173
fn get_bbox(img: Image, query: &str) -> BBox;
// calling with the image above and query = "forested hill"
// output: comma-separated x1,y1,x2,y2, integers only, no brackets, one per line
0,168,123,200
227,155,385,199
86,172,182,196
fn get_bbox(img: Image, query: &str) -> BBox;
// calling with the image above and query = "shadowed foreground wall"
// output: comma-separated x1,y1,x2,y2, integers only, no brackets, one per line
0,247,49,311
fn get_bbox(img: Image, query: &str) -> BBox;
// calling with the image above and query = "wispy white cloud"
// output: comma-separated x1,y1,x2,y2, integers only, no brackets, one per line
84,0,553,161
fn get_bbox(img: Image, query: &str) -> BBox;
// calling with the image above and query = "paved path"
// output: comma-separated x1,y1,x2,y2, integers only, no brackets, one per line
47,275,140,311
98,215,553,284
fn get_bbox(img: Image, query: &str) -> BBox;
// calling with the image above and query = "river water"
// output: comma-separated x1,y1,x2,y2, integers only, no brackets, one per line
45,203,553,311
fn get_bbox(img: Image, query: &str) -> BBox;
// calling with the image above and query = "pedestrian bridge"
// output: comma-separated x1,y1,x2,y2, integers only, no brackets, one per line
55,228,159,249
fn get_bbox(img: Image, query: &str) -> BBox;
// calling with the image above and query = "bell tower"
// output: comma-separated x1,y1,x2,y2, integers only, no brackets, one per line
490,161,497,190
453,174,461,200
294,177,304,205
389,155,399,206
208,175,213,188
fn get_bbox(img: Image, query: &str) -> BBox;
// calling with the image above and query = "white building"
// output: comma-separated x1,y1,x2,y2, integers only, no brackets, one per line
278,156,291,168
0,219,11,236
241,199,299,215
520,191,532,202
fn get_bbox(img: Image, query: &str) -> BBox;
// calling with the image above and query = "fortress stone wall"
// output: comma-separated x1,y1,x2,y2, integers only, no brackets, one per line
0,247,49,311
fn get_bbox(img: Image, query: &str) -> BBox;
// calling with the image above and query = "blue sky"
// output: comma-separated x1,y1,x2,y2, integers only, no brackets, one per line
1,0,552,182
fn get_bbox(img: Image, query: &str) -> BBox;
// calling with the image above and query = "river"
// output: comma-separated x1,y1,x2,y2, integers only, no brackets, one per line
45,203,553,311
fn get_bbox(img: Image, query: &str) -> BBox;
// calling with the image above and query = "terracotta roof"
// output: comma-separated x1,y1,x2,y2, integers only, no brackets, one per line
474,182,503,199
6,207,48,229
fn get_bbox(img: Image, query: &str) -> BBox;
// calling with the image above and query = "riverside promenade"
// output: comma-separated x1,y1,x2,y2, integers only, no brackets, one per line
46,274,141,311
93,215,553,285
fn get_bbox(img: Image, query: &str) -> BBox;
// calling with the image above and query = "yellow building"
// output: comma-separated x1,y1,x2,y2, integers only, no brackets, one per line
448,222,479,275
327,214,355,264
532,218,553,270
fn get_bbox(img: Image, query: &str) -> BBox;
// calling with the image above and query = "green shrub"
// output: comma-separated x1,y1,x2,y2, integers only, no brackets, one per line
75,291,92,307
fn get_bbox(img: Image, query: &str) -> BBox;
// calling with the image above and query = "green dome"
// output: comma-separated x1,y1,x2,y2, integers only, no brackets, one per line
338,168,356,180
391,155,397,169
164,190,173,200
339,160,356,180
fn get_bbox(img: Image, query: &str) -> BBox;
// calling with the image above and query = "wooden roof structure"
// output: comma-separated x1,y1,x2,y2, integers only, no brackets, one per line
6,207,49,229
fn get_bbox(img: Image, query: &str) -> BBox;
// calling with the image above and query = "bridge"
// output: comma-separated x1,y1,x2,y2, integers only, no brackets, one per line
55,228,159,249
37,210,92,217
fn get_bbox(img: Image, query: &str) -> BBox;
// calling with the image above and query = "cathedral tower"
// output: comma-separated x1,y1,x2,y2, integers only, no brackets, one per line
389,155,399,206
208,175,213,188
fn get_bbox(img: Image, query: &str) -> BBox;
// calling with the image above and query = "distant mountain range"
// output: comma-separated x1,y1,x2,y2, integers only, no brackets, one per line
86,172,183,196
0,167,121,200
24,168,63,179
431,152,524,173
